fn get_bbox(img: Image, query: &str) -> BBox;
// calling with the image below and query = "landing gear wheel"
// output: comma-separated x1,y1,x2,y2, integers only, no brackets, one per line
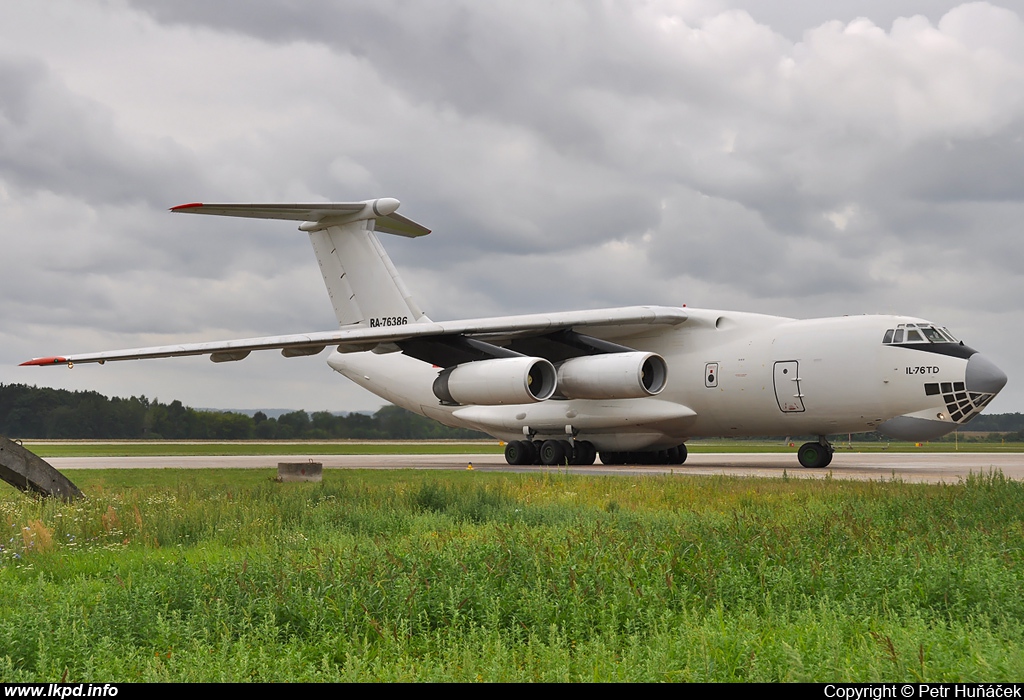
560,440,575,465
567,441,582,465
505,440,533,465
521,439,537,465
540,439,566,466
532,440,544,465
797,442,830,468
573,441,597,465
666,444,688,465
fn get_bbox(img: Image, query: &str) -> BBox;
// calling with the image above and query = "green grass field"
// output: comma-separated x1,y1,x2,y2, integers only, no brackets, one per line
20,439,1024,458
1,468,1022,681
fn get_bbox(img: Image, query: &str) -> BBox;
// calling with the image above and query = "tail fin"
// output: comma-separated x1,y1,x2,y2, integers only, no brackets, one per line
309,219,427,327
171,198,431,328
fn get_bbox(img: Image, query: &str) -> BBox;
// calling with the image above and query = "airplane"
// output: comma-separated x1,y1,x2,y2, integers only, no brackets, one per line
22,198,1008,469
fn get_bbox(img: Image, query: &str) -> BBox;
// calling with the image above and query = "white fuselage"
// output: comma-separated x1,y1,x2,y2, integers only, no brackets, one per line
327,308,990,450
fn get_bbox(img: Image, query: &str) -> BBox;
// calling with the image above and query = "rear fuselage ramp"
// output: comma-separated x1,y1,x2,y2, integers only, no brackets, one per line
0,437,84,501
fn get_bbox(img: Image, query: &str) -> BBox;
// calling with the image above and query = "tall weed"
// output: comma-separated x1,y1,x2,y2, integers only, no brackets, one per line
0,468,1022,680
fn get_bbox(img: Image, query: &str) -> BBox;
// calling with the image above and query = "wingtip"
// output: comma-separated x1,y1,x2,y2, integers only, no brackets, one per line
170,202,203,212
20,357,67,367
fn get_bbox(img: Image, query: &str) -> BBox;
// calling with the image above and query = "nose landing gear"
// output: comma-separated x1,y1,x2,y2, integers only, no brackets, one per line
797,438,833,468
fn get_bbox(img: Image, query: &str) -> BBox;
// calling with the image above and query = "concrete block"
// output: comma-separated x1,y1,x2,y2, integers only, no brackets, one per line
277,462,323,482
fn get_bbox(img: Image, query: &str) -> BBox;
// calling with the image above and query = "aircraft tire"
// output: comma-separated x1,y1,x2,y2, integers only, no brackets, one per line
540,439,566,466
504,440,527,465
575,441,597,465
532,440,545,465
568,441,582,465
797,442,829,468
677,443,688,464
560,440,575,466
520,438,536,464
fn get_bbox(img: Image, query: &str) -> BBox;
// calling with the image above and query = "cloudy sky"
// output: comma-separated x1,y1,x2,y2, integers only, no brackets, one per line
2,0,1023,415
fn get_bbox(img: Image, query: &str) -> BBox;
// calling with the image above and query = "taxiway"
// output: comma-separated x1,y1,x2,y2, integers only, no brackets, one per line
47,452,1024,483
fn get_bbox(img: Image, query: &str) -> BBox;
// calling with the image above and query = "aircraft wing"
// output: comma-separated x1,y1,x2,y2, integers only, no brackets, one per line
21,306,687,367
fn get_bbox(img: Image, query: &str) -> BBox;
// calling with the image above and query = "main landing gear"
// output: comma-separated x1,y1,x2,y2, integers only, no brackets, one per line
504,439,598,466
598,444,688,466
797,438,834,468
504,440,690,466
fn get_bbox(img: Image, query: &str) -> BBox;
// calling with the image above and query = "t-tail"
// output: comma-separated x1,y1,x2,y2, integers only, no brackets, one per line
170,198,431,328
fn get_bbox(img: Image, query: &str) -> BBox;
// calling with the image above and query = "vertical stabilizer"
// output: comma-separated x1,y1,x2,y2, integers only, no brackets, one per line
309,220,428,328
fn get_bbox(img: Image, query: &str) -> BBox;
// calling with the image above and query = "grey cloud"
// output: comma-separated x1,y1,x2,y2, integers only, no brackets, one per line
731,0,1024,41
870,128,1024,204
0,56,197,208
4,1,1024,413
645,189,876,299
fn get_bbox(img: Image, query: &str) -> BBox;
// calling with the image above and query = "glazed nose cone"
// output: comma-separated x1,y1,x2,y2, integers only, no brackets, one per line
965,354,1008,395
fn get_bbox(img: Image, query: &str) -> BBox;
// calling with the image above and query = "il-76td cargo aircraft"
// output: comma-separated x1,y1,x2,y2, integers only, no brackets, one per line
23,199,1008,469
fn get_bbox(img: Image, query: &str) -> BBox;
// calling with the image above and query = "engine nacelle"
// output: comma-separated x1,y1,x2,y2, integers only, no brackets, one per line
556,352,668,399
433,357,557,405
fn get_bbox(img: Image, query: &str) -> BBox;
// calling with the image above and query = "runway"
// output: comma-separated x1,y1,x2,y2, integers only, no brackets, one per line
48,451,1024,483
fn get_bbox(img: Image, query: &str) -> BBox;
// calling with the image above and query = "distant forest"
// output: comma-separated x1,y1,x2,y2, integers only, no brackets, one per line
0,384,486,440
1,383,1021,441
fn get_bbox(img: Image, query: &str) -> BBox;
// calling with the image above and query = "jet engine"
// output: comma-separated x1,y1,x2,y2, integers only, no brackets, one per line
556,352,668,399
433,357,558,405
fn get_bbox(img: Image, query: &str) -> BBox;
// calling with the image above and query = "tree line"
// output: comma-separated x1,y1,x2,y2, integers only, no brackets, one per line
0,384,486,440
2,382,1022,442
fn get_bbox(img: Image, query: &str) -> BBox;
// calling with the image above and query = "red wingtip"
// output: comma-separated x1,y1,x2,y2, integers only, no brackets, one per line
20,357,67,367
170,202,203,211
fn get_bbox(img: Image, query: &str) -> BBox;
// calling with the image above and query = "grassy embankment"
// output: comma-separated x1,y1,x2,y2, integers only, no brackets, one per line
20,439,1024,458
1,468,1022,681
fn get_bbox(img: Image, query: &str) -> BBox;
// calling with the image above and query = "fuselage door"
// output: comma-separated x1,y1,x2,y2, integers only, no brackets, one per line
773,360,805,413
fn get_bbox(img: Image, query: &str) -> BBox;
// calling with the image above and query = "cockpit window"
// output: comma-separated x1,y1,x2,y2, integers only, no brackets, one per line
882,323,959,345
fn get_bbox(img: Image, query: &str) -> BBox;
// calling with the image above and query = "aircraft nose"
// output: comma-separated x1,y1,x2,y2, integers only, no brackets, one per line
965,353,1008,395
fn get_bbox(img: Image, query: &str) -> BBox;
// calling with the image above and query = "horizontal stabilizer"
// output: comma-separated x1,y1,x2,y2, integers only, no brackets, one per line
170,198,431,237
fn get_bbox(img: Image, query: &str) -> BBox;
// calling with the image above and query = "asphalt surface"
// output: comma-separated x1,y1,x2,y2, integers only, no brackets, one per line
47,451,1024,483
